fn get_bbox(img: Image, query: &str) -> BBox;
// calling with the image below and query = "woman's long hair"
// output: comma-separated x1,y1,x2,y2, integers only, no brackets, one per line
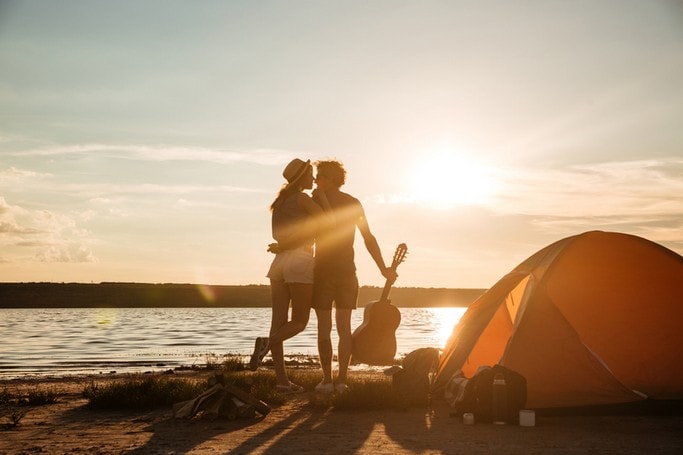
270,169,309,211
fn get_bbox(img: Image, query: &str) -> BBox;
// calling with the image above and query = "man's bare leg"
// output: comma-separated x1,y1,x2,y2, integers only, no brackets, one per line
315,308,334,387
335,308,353,386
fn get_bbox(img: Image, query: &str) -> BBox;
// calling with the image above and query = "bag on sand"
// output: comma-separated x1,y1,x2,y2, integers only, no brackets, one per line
388,347,440,402
445,364,527,423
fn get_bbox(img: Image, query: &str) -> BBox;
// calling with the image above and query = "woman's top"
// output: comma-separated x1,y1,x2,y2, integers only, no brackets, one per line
271,193,314,250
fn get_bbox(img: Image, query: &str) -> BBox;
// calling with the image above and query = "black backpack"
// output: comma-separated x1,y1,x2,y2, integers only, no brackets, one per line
450,364,527,423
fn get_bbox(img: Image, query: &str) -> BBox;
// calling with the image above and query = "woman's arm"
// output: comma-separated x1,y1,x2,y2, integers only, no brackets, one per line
301,191,335,230
272,193,334,252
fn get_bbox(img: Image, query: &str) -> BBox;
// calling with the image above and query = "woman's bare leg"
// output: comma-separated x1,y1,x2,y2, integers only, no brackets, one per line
269,279,291,386
269,282,311,386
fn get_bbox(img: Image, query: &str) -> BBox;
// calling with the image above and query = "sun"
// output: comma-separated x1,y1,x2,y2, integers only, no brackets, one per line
409,147,497,209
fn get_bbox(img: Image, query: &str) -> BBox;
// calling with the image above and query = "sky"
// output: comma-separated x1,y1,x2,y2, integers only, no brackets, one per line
1,0,682,289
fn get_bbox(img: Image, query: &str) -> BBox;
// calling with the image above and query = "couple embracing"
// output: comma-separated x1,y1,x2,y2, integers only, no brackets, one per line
249,158,397,394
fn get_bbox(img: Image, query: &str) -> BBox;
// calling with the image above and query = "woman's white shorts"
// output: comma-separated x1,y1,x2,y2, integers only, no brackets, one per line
266,248,314,284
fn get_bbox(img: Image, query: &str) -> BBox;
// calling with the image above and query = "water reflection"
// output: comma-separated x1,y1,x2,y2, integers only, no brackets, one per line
0,307,466,378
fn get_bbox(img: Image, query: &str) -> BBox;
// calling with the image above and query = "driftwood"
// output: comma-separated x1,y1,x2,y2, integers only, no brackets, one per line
173,375,270,420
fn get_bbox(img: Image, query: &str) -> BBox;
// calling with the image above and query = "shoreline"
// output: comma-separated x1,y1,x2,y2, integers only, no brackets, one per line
0,354,384,383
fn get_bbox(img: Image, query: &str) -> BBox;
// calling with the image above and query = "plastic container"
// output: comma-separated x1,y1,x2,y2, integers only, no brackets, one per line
519,410,535,427
463,412,475,425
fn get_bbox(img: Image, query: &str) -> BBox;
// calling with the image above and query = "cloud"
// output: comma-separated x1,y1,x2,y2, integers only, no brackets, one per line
487,158,683,252
494,158,683,219
0,220,45,235
0,166,45,180
35,243,96,263
5,143,296,166
372,157,683,255
0,197,96,263
378,157,683,218
0,196,15,215
28,182,270,203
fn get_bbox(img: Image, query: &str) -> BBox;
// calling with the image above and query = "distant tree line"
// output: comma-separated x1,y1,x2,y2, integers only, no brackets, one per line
0,282,485,308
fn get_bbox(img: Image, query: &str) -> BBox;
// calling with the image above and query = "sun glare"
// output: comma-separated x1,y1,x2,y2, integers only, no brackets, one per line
409,148,497,209
93,308,118,327
433,307,467,347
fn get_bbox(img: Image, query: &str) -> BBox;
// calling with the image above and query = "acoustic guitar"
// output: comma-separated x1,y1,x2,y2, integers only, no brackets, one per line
351,243,408,365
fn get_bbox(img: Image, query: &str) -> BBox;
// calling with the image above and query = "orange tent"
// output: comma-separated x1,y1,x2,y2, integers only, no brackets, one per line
435,231,683,409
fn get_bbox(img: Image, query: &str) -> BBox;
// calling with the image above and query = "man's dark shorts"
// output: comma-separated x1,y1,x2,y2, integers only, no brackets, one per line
312,269,359,310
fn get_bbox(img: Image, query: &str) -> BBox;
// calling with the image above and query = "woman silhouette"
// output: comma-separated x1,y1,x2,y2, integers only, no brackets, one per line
249,158,332,393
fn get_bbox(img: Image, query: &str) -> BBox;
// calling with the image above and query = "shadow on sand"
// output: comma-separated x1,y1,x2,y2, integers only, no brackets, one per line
124,414,264,454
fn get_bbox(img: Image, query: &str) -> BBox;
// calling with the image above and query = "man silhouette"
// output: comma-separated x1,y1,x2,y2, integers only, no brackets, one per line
311,159,397,394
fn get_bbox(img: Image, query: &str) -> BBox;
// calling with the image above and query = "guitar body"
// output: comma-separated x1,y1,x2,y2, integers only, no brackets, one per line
351,243,408,366
352,299,401,365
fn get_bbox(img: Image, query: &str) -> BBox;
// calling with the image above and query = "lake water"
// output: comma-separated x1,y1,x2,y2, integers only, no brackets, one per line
0,307,466,379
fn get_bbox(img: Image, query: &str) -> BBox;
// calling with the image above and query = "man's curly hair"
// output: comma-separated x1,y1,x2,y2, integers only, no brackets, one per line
314,160,346,188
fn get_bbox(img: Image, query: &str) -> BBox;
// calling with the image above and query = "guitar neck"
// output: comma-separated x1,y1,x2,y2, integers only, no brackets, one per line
379,262,399,302
379,243,407,303
379,278,393,303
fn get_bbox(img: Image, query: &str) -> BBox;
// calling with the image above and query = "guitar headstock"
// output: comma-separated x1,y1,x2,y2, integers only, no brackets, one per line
391,243,408,269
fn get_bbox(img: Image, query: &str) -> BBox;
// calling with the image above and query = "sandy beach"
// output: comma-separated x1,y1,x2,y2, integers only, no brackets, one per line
1,371,682,455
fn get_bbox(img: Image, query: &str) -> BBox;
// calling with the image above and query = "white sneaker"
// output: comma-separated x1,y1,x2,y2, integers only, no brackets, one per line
315,381,334,394
249,337,269,371
275,382,305,394
334,382,349,394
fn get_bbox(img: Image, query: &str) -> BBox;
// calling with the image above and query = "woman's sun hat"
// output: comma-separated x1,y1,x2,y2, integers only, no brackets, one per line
282,158,311,185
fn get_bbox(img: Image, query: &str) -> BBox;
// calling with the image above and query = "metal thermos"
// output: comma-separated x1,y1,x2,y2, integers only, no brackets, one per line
492,372,507,425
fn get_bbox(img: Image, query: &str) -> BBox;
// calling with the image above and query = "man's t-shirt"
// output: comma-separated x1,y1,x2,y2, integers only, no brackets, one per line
314,190,361,274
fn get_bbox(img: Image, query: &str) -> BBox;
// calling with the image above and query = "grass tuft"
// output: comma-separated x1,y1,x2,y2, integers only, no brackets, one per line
220,356,246,372
0,408,27,427
80,368,428,412
0,389,12,406
83,375,205,410
204,354,246,372
27,387,59,405
1,387,60,427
